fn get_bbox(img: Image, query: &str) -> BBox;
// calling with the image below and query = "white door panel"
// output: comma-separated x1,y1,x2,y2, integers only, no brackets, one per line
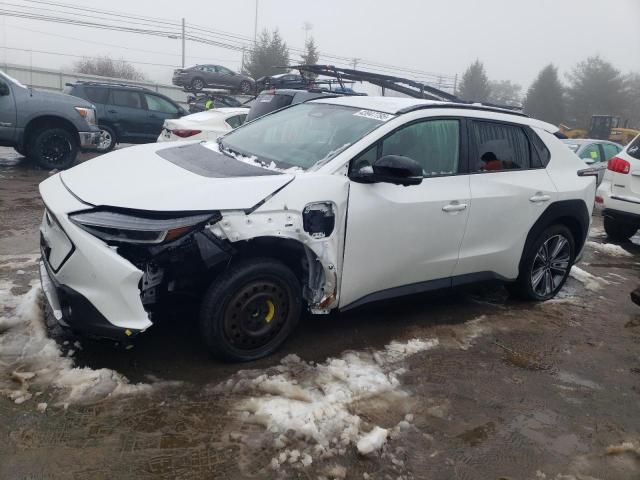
454,169,557,279
340,175,470,308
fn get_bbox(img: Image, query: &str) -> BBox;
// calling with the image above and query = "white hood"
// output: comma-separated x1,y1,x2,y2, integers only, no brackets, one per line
61,142,294,212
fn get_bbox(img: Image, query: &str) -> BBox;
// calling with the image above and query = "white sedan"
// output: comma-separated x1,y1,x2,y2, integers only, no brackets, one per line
157,107,248,142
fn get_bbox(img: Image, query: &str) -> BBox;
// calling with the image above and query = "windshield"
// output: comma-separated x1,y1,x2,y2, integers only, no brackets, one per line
0,71,27,89
220,103,393,170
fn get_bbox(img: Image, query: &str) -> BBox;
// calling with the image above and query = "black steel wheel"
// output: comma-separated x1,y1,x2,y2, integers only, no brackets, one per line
29,128,78,169
199,258,302,362
510,225,575,301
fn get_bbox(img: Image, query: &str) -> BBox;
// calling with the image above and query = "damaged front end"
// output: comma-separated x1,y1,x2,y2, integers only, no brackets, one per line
69,208,234,317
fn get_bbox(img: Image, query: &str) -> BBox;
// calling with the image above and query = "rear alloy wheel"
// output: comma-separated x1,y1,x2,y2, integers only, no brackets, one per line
29,128,78,170
239,80,252,95
510,225,575,301
199,258,302,362
96,126,116,153
604,216,637,242
191,78,205,91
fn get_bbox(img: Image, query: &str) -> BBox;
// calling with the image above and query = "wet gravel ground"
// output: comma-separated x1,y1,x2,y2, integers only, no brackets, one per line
1,146,640,479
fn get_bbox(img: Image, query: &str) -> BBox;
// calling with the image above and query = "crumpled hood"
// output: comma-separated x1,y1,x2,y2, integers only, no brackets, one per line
61,142,294,212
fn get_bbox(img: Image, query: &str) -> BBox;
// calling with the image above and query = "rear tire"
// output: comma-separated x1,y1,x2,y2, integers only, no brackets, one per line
28,128,78,170
239,80,252,95
96,125,116,153
510,225,575,301
199,258,302,362
604,216,637,242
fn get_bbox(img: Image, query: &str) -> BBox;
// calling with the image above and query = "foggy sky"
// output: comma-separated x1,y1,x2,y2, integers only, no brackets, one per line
1,0,639,90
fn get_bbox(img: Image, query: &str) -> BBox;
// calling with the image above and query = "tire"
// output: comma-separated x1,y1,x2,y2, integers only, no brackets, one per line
96,125,116,153
199,258,302,362
239,80,252,95
604,216,637,242
191,77,205,91
510,225,575,301
13,145,26,156
28,128,78,170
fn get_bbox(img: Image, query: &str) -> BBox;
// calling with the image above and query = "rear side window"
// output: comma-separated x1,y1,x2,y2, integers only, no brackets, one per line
470,121,531,172
602,143,621,160
84,87,109,104
628,137,640,160
111,90,143,109
226,114,246,129
245,94,293,121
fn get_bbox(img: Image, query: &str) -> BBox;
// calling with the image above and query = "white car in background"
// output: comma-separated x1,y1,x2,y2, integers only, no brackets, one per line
39,96,596,362
596,134,640,241
158,107,248,142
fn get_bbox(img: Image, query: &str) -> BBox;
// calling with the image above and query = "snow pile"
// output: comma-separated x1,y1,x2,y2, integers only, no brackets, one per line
0,278,178,407
219,338,438,467
585,241,632,258
569,266,609,291
211,142,304,174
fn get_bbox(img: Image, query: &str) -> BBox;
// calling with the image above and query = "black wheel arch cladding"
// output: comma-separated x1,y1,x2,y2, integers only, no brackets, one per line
518,200,589,276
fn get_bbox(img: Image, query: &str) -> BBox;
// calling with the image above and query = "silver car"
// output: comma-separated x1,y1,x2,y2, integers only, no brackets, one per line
562,139,623,185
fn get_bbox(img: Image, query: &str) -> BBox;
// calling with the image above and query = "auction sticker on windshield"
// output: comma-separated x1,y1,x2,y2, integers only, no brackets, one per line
353,110,395,122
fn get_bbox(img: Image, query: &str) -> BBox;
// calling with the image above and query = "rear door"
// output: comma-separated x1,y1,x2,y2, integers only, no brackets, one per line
340,117,471,308
143,93,181,137
453,119,558,280
105,89,148,142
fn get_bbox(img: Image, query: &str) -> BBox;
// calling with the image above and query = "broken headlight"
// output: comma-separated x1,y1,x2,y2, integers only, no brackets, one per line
69,209,218,245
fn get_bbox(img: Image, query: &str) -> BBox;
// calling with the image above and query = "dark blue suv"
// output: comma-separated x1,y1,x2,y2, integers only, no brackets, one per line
64,82,186,152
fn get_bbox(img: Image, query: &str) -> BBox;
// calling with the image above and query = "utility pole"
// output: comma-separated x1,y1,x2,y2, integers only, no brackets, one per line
254,0,259,43
351,58,360,70
181,18,185,68
302,22,313,43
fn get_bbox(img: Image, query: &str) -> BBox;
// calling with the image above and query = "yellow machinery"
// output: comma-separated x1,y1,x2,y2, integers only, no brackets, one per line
559,115,639,145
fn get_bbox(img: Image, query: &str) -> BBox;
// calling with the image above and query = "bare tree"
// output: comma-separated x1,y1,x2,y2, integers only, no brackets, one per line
73,56,146,81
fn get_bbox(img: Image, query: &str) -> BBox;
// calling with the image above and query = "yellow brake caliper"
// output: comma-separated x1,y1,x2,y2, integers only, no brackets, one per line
264,299,275,323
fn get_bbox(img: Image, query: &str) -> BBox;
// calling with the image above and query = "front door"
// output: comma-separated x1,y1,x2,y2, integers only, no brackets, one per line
143,93,180,137
0,78,17,144
105,90,150,142
340,118,471,309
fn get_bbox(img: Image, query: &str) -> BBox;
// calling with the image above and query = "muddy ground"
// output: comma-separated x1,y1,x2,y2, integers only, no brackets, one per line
1,146,640,480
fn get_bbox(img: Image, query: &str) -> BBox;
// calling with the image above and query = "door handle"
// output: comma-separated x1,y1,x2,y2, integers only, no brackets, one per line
529,192,551,203
149,114,159,119
442,202,468,213
107,109,117,114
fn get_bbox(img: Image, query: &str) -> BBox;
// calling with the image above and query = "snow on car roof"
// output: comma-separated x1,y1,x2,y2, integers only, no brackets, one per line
311,96,559,133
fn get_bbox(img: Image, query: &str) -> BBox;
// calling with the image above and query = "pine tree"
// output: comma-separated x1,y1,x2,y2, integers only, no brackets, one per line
523,64,565,125
300,37,319,65
244,29,290,79
457,60,491,102
487,80,522,107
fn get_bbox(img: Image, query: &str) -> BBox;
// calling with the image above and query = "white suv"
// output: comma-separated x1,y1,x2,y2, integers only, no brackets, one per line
39,96,596,361
596,135,640,241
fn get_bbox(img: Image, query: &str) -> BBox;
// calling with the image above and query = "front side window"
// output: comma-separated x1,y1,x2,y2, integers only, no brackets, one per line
221,103,392,170
471,121,531,172
144,94,178,114
580,144,602,163
111,90,143,109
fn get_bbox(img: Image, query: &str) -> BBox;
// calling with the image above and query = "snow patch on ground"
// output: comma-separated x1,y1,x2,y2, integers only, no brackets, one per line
0,275,179,406
219,338,438,468
585,241,632,258
569,266,609,291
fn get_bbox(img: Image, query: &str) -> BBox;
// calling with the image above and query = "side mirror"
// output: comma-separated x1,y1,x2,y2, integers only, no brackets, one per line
0,83,9,96
352,155,423,186
583,157,595,165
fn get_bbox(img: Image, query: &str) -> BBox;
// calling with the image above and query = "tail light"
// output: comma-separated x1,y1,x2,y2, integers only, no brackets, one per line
171,129,201,138
607,157,630,174
595,196,603,204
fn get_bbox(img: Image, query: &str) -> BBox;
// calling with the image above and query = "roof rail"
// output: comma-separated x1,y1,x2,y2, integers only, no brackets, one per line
70,80,153,91
397,103,529,117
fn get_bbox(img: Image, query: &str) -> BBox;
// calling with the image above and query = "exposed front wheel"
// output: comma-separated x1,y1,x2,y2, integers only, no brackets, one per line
199,258,302,362
604,216,637,242
29,128,78,170
510,225,575,301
